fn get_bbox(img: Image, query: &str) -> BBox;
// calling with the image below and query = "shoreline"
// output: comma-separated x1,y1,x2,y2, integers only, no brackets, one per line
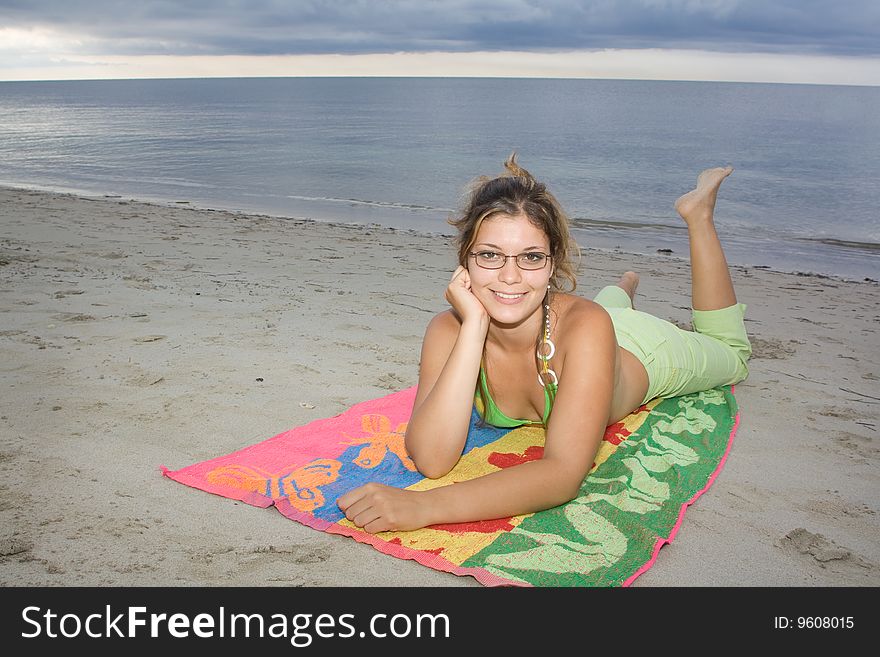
1,185,878,587
2,183,877,285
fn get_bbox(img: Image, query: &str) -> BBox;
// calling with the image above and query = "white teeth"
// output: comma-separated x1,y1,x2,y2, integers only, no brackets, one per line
494,291,524,299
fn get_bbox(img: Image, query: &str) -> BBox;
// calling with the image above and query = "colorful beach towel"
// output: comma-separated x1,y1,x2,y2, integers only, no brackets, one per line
162,385,739,587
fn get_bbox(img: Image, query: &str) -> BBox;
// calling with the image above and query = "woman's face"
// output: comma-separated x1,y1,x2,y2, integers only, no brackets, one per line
466,212,553,326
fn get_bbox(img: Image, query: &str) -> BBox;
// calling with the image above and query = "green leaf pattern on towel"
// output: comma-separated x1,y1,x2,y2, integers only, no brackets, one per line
478,505,628,582
461,386,737,586
580,457,671,513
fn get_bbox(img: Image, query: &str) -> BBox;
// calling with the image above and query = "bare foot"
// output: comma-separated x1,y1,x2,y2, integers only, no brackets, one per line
674,166,733,226
616,270,639,307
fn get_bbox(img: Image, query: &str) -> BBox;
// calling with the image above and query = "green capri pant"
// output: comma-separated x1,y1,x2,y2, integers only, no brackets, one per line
593,285,752,403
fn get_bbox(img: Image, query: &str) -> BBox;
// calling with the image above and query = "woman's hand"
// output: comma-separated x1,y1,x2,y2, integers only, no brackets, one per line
337,483,433,533
444,265,489,332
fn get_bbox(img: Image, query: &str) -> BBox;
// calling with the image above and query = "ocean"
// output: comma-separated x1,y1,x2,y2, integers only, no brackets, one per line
1,77,877,281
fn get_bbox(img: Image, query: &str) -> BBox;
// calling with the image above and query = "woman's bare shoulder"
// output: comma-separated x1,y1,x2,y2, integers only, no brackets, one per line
555,293,610,326
421,309,461,347
554,293,615,347
417,310,464,376
426,308,461,333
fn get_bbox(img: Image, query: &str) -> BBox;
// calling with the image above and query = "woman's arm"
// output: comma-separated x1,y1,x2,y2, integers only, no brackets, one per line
339,303,618,532
404,266,490,478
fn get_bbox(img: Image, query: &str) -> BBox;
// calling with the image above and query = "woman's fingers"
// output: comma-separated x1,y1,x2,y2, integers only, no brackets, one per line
450,265,471,289
363,517,391,534
448,265,471,290
336,483,426,533
350,507,383,530
338,483,388,524
446,266,470,305
338,487,378,526
336,486,363,512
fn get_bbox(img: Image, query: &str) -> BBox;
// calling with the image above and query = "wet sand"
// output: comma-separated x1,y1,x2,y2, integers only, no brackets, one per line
1,186,878,587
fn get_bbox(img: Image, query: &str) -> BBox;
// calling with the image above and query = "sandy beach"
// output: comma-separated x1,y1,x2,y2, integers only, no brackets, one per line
1,185,878,587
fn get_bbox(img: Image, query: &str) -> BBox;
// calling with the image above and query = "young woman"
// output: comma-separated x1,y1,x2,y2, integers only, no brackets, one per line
338,155,751,533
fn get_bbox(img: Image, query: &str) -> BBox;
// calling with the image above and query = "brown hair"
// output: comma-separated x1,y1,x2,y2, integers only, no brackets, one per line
448,152,580,293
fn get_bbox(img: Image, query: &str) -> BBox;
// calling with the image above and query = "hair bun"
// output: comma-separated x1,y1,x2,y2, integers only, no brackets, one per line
504,151,535,181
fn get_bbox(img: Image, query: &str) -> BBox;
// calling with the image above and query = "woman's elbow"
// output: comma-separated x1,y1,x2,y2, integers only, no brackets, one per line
543,460,588,505
551,481,582,507
405,428,460,479
404,438,452,479
420,465,455,480
409,453,456,480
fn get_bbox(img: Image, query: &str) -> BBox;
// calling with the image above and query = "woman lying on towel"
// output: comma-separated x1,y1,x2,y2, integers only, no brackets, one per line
338,155,751,533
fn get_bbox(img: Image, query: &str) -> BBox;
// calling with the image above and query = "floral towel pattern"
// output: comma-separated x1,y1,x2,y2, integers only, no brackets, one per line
162,385,738,586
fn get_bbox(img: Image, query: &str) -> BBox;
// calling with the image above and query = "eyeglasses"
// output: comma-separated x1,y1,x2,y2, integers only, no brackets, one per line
468,250,551,270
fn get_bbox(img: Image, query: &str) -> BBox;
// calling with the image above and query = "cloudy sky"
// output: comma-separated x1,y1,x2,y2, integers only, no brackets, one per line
1,0,878,84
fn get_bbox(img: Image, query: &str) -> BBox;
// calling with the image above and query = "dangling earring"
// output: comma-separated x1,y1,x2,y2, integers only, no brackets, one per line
537,284,557,388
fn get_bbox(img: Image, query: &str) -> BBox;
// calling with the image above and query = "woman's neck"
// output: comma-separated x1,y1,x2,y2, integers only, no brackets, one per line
485,304,545,354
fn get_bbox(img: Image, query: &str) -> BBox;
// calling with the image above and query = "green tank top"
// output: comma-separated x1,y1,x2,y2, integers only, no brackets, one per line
475,367,556,427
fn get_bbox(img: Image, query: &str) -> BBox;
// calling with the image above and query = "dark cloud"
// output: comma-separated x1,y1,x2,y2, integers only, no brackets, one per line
1,0,878,57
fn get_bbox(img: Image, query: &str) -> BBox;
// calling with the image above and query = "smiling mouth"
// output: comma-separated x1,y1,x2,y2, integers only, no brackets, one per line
493,291,526,300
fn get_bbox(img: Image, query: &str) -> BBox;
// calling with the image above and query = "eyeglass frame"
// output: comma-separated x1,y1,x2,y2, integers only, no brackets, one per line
467,250,553,271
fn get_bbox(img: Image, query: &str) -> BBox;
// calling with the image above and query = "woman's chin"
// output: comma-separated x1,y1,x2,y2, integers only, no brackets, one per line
485,302,541,326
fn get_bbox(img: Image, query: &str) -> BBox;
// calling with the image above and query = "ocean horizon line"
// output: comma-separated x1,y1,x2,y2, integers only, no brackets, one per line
1,75,878,89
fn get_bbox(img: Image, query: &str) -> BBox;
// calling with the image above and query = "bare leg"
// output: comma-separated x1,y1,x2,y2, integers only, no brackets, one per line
614,271,640,308
674,166,737,311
